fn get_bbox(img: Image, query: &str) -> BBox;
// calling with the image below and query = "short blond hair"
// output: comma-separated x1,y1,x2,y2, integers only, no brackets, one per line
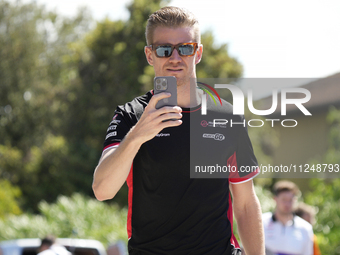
145,6,200,45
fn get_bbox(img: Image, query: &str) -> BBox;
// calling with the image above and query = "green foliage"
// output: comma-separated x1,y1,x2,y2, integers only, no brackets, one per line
0,179,22,218
0,144,23,183
304,108,340,254
0,194,127,246
254,185,276,213
325,107,340,162
0,0,92,211
22,135,78,208
197,30,243,79
305,179,340,254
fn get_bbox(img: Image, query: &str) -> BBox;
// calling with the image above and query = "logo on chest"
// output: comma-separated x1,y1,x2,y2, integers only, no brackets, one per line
202,133,225,141
200,120,227,128
156,133,170,137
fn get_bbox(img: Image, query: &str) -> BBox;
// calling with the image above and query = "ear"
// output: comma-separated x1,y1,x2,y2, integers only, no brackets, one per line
273,196,278,203
144,46,154,66
195,44,203,64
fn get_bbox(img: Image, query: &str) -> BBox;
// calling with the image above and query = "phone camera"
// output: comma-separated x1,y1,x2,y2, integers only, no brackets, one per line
156,85,161,90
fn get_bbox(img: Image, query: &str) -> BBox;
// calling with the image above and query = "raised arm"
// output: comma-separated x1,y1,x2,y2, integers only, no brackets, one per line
230,180,265,255
92,92,182,201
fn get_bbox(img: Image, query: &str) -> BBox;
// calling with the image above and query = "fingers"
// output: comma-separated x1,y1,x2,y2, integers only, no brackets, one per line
143,106,182,127
146,105,182,126
131,92,183,143
145,91,182,116
157,120,182,132
149,92,172,109
160,119,183,128
131,110,182,144
157,111,182,122
157,105,182,115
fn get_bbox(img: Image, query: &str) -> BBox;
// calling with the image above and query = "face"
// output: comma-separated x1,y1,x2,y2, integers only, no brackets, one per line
274,191,296,215
145,26,203,87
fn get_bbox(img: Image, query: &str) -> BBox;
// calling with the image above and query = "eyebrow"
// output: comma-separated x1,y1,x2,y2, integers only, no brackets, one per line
151,41,194,45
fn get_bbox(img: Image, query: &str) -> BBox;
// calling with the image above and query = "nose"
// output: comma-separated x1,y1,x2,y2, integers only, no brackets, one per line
169,48,182,63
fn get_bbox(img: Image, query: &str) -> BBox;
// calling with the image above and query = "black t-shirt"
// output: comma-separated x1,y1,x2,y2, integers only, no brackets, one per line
103,91,259,255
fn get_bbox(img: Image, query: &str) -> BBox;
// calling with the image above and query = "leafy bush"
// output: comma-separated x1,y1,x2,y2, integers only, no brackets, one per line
0,194,128,247
305,179,340,254
304,108,340,254
0,179,22,218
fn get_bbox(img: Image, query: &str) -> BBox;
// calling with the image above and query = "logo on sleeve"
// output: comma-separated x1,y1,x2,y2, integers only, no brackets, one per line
107,125,117,132
105,131,117,140
110,114,121,125
110,120,121,125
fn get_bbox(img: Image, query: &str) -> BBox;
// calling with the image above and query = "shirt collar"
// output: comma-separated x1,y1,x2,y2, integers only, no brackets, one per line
272,212,295,226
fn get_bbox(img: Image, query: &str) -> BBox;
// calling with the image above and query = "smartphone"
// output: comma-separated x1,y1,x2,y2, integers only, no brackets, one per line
154,76,177,109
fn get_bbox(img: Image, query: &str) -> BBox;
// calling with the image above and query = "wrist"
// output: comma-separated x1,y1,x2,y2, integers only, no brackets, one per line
124,126,145,149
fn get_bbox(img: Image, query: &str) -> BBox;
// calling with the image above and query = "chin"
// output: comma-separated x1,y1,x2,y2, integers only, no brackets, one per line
176,77,189,87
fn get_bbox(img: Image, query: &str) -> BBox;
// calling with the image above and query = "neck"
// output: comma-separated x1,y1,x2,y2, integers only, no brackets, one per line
274,210,294,225
177,78,202,108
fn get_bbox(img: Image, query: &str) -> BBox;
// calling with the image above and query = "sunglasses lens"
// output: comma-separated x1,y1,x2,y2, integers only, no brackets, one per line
155,46,173,57
179,44,195,56
153,43,197,57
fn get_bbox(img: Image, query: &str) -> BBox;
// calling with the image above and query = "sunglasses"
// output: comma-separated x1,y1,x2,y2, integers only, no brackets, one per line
149,42,198,58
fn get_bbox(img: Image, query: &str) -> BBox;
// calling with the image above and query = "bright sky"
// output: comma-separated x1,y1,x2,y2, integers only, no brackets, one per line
9,0,340,92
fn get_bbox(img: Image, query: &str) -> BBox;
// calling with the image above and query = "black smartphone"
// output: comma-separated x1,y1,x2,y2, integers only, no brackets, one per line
154,76,177,109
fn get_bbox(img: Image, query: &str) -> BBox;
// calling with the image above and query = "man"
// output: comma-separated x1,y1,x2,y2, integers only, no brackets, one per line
93,6,264,255
262,181,314,255
38,236,71,255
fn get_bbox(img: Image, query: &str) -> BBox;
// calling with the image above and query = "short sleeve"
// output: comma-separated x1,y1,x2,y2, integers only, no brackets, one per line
102,106,134,153
102,91,151,153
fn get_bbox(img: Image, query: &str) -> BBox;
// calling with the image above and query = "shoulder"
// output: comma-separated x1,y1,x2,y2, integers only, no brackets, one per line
116,91,152,120
206,95,234,114
118,91,152,112
294,215,313,232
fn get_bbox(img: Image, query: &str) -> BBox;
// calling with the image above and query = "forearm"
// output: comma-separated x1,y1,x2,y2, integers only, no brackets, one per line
92,126,143,201
234,193,265,255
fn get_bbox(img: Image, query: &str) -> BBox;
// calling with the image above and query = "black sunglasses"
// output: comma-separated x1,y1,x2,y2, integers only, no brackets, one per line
149,43,198,58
